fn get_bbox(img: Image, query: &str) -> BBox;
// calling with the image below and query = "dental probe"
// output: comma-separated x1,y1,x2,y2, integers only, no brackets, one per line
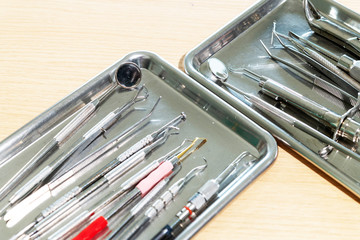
38,111,183,222
73,164,183,240
14,114,185,240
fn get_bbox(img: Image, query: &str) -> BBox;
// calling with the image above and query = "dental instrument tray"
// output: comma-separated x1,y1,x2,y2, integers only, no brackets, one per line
0,51,276,239
185,0,360,197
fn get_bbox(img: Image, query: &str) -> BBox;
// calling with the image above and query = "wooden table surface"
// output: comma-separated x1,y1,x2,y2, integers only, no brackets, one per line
1,0,360,239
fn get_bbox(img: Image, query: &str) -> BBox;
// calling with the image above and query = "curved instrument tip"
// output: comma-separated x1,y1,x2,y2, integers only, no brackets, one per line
304,0,321,23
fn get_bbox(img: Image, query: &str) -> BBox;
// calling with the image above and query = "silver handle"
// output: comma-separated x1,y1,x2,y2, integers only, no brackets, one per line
54,102,97,144
40,186,81,219
116,135,153,162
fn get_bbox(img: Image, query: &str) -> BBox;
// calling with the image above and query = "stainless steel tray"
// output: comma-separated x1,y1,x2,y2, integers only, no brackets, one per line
0,51,277,239
184,0,360,197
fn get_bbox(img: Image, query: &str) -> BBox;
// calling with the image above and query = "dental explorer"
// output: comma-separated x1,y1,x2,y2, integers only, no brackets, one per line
47,138,207,240
106,160,207,240
6,85,148,208
0,62,142,202
73,164,183,240
152,152,257,240
2,97,161,224
73,159,207,240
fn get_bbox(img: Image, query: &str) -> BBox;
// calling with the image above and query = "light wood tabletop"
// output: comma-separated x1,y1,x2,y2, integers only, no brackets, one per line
1,0,360,239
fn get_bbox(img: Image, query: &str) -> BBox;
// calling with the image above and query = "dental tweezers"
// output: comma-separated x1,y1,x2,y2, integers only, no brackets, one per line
289,31,360,82
259,40,357,108
273,29,360,94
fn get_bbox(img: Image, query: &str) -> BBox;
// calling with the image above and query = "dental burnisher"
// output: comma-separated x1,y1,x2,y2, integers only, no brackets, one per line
0,62,142,205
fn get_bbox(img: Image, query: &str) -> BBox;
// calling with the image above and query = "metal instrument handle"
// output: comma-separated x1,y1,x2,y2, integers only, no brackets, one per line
116,134,153,162
41,186,82,219
303,46,360,88
54,102,97,144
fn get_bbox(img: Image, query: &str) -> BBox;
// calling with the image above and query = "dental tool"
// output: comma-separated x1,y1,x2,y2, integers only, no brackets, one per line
272,25,359,96
289,31,360,82
259,40,357,107
13,113,186,240
6,86,148,208
205,58,360,160
106,160,207,240
73,165,182,240
2,97,161,223
47,138,207,240
274,29,360,92
37,111,184,222
243,69,360,147
152,152,257,240
0,62,142,201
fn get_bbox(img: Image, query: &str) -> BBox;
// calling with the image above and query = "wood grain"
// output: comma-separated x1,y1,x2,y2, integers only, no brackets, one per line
1,0,360,239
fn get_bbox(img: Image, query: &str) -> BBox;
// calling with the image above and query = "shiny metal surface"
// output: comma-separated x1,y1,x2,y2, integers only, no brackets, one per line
185,0,360,197
0,52,276,239
304,0,360,57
